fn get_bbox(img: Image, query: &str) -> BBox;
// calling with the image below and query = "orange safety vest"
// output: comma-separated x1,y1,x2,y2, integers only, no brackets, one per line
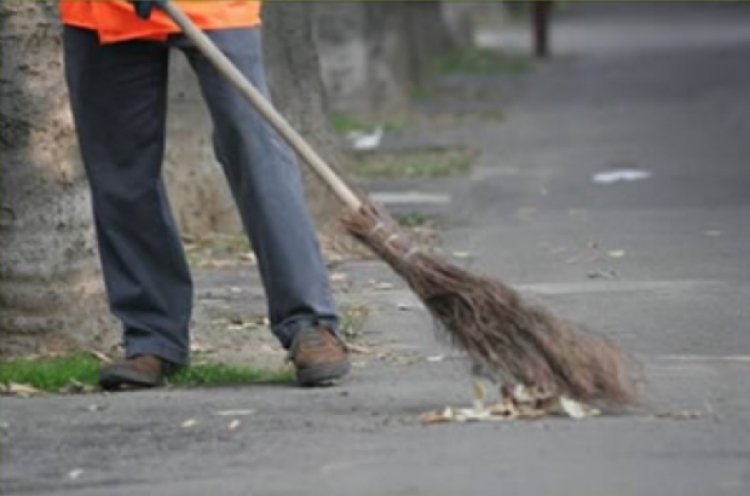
60,1,262,44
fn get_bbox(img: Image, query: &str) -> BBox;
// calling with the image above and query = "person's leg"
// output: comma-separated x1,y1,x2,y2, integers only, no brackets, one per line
177,28,340,349
63,27,192,368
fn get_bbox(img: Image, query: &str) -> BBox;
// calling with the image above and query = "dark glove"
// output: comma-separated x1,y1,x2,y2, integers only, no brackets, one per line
130,1,164,20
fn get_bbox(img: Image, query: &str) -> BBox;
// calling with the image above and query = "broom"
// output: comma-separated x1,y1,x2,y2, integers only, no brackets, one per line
161,1,640,408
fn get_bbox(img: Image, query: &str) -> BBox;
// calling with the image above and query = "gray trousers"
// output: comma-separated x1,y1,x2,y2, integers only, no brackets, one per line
63,26,339,366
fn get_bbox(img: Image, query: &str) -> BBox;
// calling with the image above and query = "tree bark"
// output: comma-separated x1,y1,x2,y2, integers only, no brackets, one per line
441,2,478,48
393,1,457,91
312,2,408,116
0,2,115,357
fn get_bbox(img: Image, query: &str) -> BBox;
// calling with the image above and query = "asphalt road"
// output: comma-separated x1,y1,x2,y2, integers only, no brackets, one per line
3,3,750,495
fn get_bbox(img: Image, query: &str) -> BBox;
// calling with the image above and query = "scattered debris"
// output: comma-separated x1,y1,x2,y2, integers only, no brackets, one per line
592,169,652,184
654,410,702,420
346,343,373,355
558,396,598,419
228,419,241,430
377,349,423,367
87,403,108,413
181,418,198,429
1,382,44,398
87,349,113,364
67,469,84,481
239,252,257,264
213,409,255,417
370,281,395,290
420,383,600,425
226,322,256,331
587,269,618,280
341,304,369,341
607,250,626,259
347,125,384,151
420,407,459,425
64,379,94,395
426,355,446,363
451,251,472,259
190,342,214,354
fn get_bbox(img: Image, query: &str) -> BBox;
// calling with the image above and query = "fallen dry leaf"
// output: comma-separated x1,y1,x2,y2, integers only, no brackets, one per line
451,251,472,259
420,381,603,425
587,269,618,280
370,281,395,290
87,403,107,412
1,382,44,398
346,343,372,355
239,252,257,264
213,409,255,417
64,379,94,395
488,398,519,419
655,410,702,420
181,418,198,428
473,380,487,411
68,469,84,480
455,408,493,422
420,407,455,425
87,349,113,364
607,250,626,259
190,342,214,354
558,396,600,419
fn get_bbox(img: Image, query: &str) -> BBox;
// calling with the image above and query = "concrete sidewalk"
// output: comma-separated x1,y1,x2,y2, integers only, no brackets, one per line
3,3,750,495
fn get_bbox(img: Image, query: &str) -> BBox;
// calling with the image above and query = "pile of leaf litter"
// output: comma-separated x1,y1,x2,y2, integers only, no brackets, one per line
420,382,601,425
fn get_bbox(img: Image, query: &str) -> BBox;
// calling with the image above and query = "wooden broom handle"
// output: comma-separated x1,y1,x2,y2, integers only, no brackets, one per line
160,1,363,210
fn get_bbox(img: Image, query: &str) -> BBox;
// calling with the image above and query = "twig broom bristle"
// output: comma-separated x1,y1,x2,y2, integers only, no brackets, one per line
342,202,640,408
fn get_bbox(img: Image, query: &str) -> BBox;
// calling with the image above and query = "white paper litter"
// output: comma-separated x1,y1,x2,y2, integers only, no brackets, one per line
592,169,652,184
347,126,384,150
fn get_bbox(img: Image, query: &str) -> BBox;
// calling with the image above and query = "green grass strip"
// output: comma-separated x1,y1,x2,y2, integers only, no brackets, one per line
0,354,293,393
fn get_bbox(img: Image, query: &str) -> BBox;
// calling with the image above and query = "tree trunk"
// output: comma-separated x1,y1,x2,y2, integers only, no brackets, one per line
312,2,408,116
313,2,468,115
441,2,478,48
0,2,115,357
393,1,457,91
261,1,353,236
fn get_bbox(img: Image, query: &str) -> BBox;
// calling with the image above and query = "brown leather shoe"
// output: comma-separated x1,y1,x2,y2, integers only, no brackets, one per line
99,355,176,391
288,327,350,386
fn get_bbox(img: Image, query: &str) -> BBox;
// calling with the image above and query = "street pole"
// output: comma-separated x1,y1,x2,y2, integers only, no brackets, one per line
533,1,552,58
